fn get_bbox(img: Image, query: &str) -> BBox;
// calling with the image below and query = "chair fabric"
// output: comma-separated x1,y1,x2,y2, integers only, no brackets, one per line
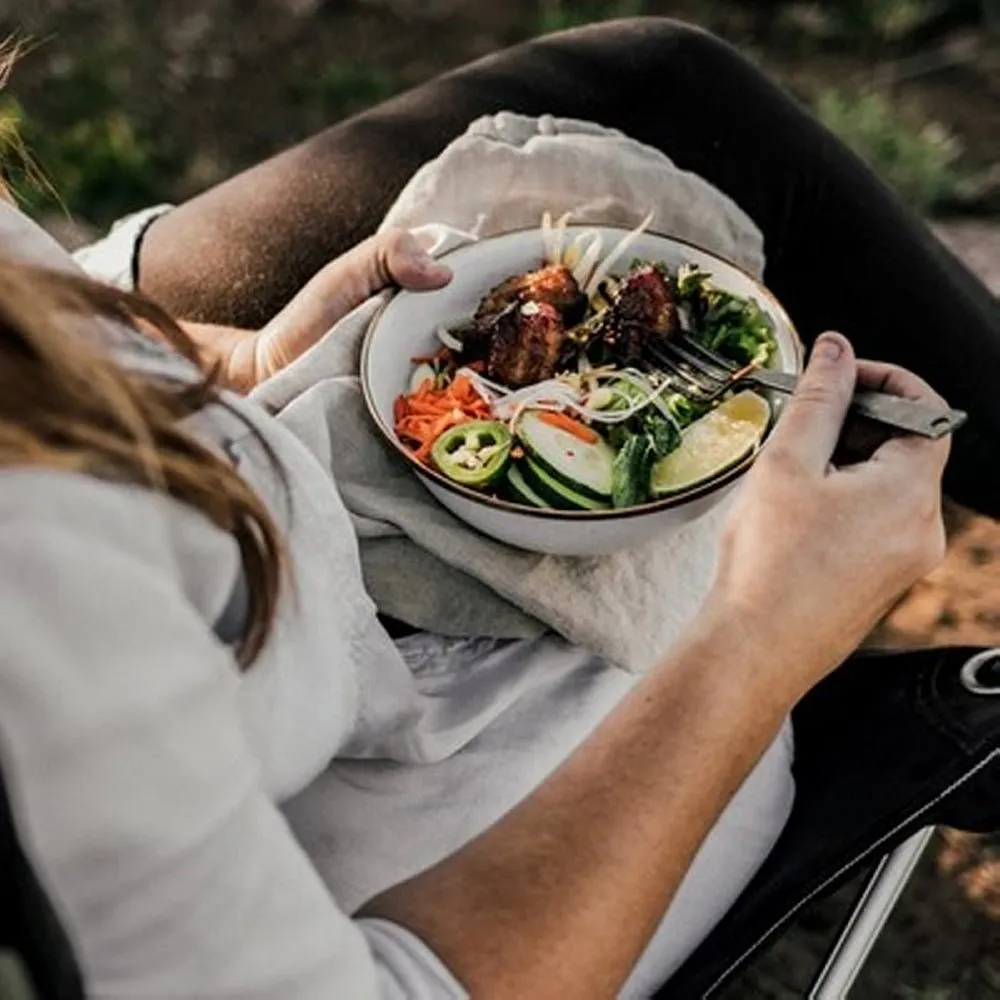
662,645,1000,998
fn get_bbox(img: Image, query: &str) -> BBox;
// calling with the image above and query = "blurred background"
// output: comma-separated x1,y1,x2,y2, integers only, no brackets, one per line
0,1,997,996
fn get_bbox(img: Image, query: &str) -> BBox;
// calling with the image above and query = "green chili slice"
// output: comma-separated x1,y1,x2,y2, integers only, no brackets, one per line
431,420,513,488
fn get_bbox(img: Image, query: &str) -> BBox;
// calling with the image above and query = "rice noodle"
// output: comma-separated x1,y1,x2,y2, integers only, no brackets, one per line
550,211,573,263
436,325,464,351
456,364,683,438
541,211,555,263
571,234,605,288
583,210,656,296
561,229,598,274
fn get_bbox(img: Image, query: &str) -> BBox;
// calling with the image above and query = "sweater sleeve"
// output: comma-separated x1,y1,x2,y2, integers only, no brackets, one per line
72,204,174,291
0,480,467,999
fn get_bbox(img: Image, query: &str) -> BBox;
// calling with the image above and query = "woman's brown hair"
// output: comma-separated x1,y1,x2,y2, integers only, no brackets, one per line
0,258,286,665
0,40,283,664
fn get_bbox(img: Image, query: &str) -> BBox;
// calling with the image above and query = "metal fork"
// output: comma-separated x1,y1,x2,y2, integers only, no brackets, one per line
645,337,967,440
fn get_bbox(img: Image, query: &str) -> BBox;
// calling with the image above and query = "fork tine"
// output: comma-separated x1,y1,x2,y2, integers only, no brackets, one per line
664,338,734,383
645,342,723,402
677,334,739,375
642,346,699,397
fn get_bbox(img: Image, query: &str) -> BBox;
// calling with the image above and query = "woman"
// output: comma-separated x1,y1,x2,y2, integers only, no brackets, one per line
0,20,991,1000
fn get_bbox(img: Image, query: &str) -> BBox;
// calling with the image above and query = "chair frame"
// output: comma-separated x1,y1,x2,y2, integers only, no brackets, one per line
806,827,936,998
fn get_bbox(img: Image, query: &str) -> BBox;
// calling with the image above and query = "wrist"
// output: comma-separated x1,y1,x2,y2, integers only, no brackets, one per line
667,600,819,710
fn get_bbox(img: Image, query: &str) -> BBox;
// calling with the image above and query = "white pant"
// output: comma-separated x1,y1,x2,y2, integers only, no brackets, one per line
284,633,795,997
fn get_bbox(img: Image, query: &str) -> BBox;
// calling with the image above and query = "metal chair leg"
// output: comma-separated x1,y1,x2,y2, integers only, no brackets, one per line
807,827,936,999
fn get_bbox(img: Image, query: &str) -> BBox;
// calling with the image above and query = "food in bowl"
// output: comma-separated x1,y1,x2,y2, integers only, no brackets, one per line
392,215,778,512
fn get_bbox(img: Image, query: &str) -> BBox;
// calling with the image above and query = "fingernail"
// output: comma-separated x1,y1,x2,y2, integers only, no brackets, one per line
813,334,843,362
416,252,451,280
414,230,438,252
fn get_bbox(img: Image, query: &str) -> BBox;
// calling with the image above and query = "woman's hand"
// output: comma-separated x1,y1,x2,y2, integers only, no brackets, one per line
182,228,452,392
702,331,951,702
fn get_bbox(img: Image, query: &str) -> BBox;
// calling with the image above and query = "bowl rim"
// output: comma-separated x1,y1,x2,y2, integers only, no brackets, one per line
360,224,804,523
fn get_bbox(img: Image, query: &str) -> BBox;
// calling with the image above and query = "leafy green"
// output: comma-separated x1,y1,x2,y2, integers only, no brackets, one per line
676,265,777,368
664,392,702,428
606,380,684,508
644,411,681,459
627,257,670,277
611,433,654,509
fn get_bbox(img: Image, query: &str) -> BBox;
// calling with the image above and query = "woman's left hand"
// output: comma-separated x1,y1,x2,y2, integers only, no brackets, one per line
183,228,452,393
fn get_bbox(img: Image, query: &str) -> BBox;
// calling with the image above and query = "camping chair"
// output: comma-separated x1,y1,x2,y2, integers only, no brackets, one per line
3,648,998,1000
662,645,1000,998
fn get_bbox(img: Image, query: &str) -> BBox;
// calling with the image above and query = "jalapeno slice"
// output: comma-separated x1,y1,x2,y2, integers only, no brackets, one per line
431,420,512,488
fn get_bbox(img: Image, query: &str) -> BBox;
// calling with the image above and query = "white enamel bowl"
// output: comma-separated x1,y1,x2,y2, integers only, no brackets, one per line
361,227,803,556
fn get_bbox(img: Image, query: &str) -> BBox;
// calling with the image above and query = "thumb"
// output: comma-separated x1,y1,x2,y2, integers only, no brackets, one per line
378,228,453,291
768,332,857,473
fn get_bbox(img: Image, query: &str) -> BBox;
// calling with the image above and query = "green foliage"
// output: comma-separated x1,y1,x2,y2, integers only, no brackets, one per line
0,2,987,229
535,0,646,35
816,88,964,213
821,0,997,41
300,61,398,119
0,47,176,227
785,0,991,45
829,0,952,41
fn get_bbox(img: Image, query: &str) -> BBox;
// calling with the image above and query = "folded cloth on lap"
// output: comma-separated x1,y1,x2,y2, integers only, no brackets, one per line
82,112,767,674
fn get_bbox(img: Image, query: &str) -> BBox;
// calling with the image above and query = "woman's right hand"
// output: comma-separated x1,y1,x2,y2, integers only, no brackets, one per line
702,332,951,702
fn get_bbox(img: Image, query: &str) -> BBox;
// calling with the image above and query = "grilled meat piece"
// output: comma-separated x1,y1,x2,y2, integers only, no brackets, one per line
451,319,492,363
486,300,566,388
476,264,587,324
597,264,680,363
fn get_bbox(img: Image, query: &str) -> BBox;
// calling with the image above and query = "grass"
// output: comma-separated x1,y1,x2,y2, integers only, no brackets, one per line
534,0,647,35
827,0,992,41
299,60,398,119
830,0,952,41
816,88,965,213
2,96,168,223
0,44,177,227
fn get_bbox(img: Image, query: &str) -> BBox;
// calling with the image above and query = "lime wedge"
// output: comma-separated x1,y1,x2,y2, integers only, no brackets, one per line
650,391,771,497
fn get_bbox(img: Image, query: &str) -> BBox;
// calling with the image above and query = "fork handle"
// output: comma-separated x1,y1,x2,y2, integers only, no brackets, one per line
751,370,967,440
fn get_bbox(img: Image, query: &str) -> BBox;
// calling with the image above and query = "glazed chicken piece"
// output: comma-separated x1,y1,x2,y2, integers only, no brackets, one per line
486,300,567,388
476,264,587,324
598,264,680,362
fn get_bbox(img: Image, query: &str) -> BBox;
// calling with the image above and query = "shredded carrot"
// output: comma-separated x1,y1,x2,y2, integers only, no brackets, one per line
394,370,494,465
393,395,408,425
406,398,452,417
537,410,600,444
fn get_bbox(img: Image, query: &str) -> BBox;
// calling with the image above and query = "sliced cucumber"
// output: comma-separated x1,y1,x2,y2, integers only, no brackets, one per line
520,457,611,512
503,464,550,509
516,410,615,502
